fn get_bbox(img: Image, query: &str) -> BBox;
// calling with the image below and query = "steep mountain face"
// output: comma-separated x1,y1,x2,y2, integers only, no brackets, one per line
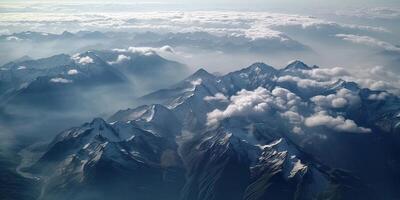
23,61,400,200
108,104,182,137
91,49,189,92
249,135,379,200
2,52,126,109
0,54,72,94
137,61,400,199
30,118,185,200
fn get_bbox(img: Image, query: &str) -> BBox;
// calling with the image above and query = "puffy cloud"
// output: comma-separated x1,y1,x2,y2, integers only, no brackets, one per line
335,34,400,52
189,78,202,86
270,87,302,110
280,110,303,124
6,36,22,41
207,87,271,126
50,77,72,84
277,64,399,96
276,75,333,89
336,7,400,20
369,66,399,80
207,87,302,126
71,54,94,65
159,45,175,53
67,69,78,75
304,111,371,133
108,54,131,65
354,78,399,94
113,46,175,56
280,64,400,96
302,67,349,81
345,65,400,95
77,56,94,65
204,93,228,102
127,47,156,56
311,88,360,109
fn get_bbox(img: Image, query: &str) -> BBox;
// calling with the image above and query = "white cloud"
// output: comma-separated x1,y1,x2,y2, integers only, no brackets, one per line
345,65,400,95
270,87,302,110
336,34,400,52
108,54,131,65
207,87,302,126
305,111,371,133
302,67,349,81
127,47,156,56
6,36,22,41
280,110,303,124
336,7,400,20
276,75,333,89
277,64,400,96
355,78,399,94
311,88,360,109
72,54,94,65
67,69,79,75
159,45,175,53
114,46,175,56
369,66,399,80
190,78,202,86
207,87,271,126
204,93,228,102
17,66,26,70
50,77,72,84
0,11,387,41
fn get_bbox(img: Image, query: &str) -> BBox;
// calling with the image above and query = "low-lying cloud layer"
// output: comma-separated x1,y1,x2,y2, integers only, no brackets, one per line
336,34,400,52
336,7,400,20
305,111,371,133
311,88,360,109
0,10,389,41
206,84,372,134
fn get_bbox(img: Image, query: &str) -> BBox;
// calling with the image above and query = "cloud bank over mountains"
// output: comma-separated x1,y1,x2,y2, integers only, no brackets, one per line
335,7,400,20
1,7,399,83
336,34,400,52
0,11,389,39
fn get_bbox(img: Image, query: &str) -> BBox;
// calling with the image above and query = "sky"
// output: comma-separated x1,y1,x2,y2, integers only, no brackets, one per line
1,0,399,11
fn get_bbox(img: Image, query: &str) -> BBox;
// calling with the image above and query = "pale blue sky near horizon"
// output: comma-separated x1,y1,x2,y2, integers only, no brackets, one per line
0,0,399,11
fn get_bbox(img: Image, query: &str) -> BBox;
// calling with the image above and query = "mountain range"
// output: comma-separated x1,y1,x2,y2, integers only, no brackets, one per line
0,31,310,66
19,60,400,200
0,49,189,138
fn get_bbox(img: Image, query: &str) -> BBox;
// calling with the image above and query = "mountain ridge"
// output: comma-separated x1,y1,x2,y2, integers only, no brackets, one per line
20,60,400,200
